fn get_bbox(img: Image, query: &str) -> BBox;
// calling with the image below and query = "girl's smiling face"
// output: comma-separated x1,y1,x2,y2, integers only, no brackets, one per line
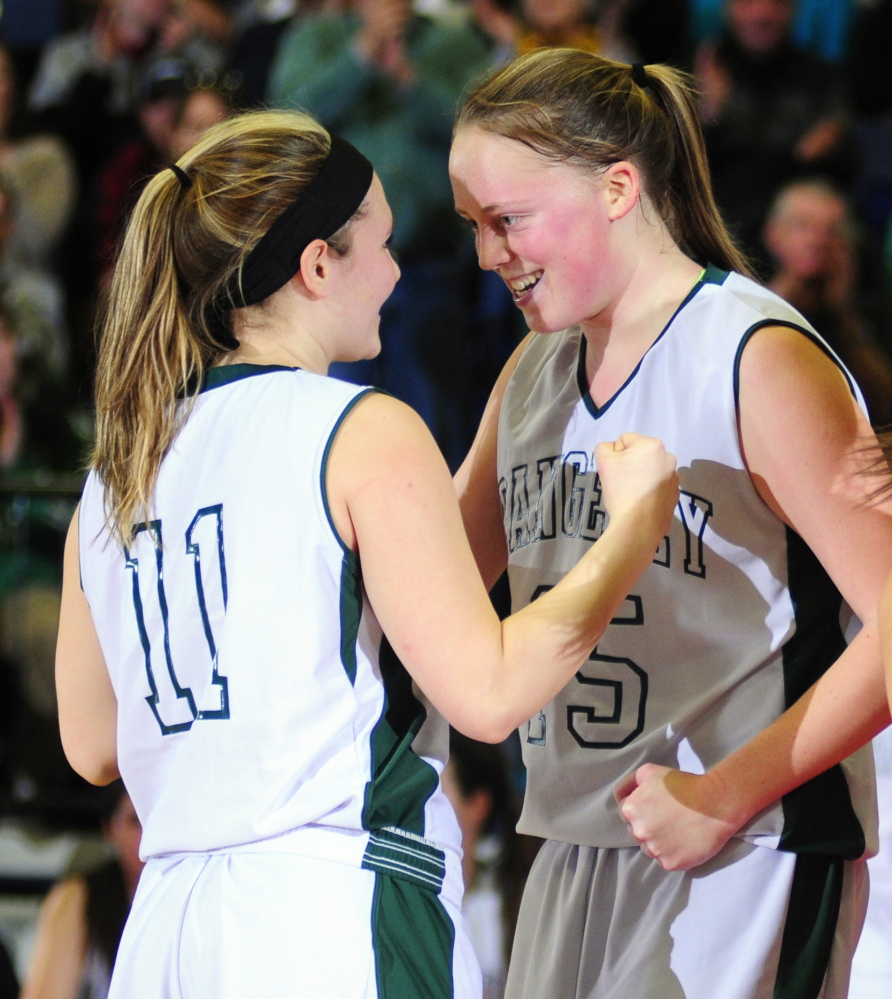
449,126,620,335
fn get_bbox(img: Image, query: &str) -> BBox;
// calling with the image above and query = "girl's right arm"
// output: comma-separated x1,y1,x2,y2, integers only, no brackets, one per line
326,391,677,744
55,507,119,786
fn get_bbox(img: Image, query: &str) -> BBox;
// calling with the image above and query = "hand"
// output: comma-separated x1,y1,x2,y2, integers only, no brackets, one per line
595,434,678,541
614,764,740,871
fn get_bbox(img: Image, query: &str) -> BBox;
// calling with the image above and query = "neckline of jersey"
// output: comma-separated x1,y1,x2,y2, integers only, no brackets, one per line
575,263,728,419
200,362,300,394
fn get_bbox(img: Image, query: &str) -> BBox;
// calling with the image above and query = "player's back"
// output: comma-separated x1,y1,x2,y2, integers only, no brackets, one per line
79,364,396,858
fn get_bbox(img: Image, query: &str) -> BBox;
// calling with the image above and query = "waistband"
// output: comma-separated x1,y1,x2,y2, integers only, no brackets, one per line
150,823,463,905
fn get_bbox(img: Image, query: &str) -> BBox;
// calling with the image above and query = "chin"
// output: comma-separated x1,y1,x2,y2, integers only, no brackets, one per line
525,314,571,336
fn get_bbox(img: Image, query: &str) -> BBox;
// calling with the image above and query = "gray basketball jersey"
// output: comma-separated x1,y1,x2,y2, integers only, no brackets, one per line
499,266,877,857
79,365,460,888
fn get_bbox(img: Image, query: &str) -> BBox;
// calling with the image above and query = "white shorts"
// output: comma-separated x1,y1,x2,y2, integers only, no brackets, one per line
108,848,482,998
506,838,868,999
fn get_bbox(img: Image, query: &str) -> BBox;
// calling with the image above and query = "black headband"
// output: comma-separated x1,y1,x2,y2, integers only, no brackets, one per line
226,134,374,308
631,62,652,90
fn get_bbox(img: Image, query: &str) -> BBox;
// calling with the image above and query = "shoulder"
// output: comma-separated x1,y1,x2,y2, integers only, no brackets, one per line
331,390,434,458
682,269,815,348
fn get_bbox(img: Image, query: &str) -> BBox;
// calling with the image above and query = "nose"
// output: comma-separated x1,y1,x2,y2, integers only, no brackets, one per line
476,226,512,271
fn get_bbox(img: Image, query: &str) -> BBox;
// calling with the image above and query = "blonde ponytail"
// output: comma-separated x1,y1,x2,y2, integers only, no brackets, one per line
92,110,333,544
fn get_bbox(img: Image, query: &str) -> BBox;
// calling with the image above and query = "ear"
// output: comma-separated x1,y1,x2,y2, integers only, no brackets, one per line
297,238,334,297
601,161,641,222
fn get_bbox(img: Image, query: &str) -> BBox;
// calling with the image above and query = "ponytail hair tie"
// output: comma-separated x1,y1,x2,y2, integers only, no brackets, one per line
631,62,651,90
169,164,193,191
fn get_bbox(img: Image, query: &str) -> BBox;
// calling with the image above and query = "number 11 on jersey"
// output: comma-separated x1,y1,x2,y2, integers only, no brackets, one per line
125,504,230,736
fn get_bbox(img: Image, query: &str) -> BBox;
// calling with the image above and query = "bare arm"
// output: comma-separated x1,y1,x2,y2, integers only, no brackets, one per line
617,327,892,869
55,507,119,786
881,570,892,710
453,334,531,591
327,392,678,743
19,878,88,999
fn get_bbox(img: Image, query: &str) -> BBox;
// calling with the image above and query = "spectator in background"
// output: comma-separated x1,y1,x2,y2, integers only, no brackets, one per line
94,56,191,289
690,0,855,62
0,43,76,276
169,78,241,158
227,0,329,107
695,0,853,270
612,0,693,68
27,0,232,399
844,0,892,240
513,0,628,59
441,732,540,999
0,179,69,395
763,177,892,426
20,783,143,999
0,301,84,590
267,0,493,468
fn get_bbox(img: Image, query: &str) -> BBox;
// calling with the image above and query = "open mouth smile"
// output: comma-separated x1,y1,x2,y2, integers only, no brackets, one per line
507,271,543,302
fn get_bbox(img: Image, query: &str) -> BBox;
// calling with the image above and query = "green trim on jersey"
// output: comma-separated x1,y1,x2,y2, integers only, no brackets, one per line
319,388,383,685
731,322,864,857
576,265,723,419
701,262,729,285
370,872,455,999
778,528,864,858
362,637,440,836
199,363,297,393
320,388,381,557
773,854,844,999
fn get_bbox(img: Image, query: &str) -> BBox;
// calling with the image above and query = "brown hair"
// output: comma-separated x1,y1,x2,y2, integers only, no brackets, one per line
455,48,753,277
92,109,356,544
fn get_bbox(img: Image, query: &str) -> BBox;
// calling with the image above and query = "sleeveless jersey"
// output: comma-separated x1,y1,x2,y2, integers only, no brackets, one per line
79,364,461,891
499,266,877,858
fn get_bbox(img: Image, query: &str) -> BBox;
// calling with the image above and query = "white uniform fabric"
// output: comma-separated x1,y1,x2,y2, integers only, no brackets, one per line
849,726,892,998
498,267,875,999
78,364,475,999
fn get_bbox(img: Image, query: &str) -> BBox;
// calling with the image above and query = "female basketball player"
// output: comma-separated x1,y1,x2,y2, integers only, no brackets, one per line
448,50,892,999
53,110,677,998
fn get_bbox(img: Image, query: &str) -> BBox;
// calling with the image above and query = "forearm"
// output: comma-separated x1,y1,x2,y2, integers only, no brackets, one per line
705,627,890,831
467,511,662,741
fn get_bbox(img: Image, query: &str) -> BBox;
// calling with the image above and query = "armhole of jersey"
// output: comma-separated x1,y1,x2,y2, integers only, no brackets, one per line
732,319,859,424
77,499,85,593
320,387,386,564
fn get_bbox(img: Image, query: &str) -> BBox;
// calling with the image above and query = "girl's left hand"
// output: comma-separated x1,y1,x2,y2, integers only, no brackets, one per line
613,765,740,871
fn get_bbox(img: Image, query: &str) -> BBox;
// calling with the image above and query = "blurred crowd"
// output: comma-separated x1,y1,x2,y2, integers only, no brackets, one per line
1,0,892,994
0,0,889,477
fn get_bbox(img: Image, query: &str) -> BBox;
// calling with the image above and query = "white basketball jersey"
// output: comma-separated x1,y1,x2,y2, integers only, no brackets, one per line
79,365,460,888
499,266,877,857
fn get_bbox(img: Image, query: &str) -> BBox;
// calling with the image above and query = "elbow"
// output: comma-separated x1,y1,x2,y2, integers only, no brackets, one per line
59,729,119,786
448,704,519,745
67,749,120,786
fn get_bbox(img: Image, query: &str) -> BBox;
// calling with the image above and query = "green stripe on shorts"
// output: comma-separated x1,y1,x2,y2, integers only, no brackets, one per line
773,854,844,999
370,872,455,999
